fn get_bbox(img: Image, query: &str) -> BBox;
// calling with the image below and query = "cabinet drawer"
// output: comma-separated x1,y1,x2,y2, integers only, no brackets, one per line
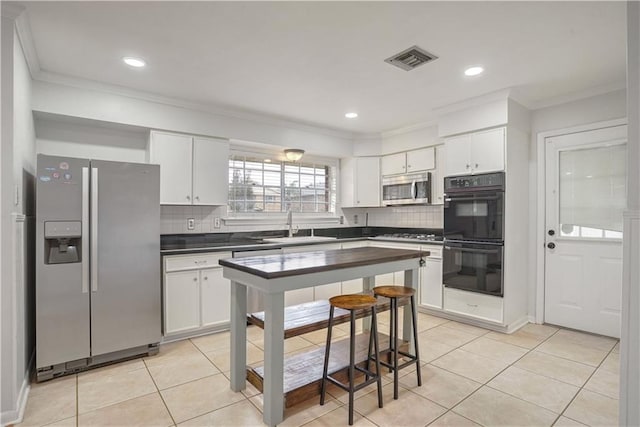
444,288,503,323
165,252,232,272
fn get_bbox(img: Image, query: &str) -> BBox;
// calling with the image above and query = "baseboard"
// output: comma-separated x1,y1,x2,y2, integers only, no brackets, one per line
1,376,30,427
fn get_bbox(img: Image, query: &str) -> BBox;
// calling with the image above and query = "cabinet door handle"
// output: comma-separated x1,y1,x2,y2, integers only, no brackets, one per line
195,196,200,201
466,164,470,169
475,163,479,169
186,195,191,201
203,276,208,280
193,277,198,282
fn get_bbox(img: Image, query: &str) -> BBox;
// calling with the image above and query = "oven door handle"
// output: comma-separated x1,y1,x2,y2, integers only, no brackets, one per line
444,194,500,202
444,245,501,254
411,180,417,200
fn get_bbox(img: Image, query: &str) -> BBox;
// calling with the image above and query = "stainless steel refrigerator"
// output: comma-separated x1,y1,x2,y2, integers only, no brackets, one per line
36,154,161,381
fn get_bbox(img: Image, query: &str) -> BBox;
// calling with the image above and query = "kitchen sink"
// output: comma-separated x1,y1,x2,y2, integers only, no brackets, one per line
262,236,337,244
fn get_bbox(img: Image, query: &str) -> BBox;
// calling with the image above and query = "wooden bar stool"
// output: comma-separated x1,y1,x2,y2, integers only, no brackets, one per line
373,285,422,399
320,294,383,425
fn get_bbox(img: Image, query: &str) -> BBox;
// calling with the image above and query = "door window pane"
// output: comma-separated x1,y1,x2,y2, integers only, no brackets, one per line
559,144,626,239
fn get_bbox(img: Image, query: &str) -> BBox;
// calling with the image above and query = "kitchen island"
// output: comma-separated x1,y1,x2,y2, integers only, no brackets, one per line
219,247,426,426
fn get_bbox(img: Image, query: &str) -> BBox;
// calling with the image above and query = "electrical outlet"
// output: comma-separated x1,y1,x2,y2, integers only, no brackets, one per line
187,218,195,230
339,215,344,225
353,214,358,225
214,217,221,228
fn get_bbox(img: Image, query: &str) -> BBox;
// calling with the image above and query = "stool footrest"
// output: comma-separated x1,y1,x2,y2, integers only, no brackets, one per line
326,372,380,393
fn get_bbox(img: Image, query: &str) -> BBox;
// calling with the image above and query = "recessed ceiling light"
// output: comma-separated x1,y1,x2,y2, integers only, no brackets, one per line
264,159,272,163
464,66,484,76
123,57,146,68
586,175,593,178
345,112,358,119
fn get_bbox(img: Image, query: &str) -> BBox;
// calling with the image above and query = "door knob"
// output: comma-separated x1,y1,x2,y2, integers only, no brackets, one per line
548,229,555,236
547,242,556,249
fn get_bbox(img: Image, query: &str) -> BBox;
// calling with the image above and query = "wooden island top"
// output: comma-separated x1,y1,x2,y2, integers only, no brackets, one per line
218,246,428,279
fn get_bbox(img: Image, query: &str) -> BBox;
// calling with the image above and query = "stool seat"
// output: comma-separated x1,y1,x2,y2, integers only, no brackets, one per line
373,285,415,299
329,294,377,311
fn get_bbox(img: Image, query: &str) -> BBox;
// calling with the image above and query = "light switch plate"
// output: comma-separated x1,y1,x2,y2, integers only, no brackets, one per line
214,217,221,228
353,214,358,225
187,218,195,230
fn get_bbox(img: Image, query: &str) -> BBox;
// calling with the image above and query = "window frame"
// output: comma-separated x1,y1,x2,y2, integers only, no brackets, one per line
227,149,339,220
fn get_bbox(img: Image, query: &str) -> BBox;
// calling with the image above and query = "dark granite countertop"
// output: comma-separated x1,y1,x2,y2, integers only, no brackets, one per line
160,227,443,255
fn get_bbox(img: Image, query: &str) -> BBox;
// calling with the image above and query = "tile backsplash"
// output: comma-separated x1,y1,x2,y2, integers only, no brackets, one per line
161,204,443,235
344,205,443,229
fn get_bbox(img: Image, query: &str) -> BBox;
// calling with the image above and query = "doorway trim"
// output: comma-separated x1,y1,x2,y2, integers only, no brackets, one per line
534,117,627,324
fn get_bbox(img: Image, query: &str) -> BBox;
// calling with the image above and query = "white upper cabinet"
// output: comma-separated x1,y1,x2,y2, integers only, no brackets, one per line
149,131,229,205
444,127,505,176
407,147,435,173
192,137,229,205
381,147,435,176
341,156,380,207
149,132,193,205
381,152,406,175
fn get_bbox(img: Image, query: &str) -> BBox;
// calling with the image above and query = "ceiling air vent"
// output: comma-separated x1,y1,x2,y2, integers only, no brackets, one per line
385,46,438,71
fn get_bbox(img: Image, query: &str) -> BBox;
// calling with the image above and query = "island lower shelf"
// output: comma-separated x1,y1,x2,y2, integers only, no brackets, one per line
246,332,409,408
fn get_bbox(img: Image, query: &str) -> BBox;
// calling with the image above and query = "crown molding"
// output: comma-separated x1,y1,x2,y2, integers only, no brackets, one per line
527,80,627,111
34,70,360,141
1,2,24,20
380,119,438,139
433,88,514,117
14,8,41,79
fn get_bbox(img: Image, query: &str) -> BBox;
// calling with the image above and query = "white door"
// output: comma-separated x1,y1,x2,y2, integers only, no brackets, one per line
544,125,626,338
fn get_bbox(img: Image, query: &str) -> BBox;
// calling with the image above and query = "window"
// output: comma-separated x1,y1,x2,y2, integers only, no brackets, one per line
228,155,337,214
558,143,626,239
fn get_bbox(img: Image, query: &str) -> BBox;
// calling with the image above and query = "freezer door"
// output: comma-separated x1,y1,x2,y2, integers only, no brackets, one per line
36,154,91,368
89,160,161,356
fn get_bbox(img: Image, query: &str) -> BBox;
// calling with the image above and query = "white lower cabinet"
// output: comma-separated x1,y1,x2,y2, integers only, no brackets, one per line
443,287,503,323
165,270,200,334
200,268,230,328
420,245,443,309
163,252,232,336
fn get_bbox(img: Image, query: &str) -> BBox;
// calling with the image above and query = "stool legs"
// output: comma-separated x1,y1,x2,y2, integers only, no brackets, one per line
348,310,356,425
410,294,422,386
320,305,334,406
321,302,383,426
382,294,422,400
371,307,383,409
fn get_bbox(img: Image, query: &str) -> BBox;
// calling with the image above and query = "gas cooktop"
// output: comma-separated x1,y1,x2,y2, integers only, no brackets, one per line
371,233,443,242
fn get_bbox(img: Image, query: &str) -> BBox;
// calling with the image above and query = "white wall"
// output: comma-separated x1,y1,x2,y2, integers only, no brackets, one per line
528,89,627,318
380,124,440,154
32,79,355,159
1,18,37,425
35,116,148,163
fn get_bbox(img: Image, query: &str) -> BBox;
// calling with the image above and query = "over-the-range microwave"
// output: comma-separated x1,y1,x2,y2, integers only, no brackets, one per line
382,172,431,205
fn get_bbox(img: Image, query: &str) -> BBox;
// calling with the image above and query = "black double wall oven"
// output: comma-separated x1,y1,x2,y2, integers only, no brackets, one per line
443,172,505,297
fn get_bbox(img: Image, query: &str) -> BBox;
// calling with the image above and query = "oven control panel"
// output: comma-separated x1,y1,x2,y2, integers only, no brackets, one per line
444,171,505,192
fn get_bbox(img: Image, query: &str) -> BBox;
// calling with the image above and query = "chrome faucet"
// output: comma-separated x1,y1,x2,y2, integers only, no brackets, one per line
286,209,294,237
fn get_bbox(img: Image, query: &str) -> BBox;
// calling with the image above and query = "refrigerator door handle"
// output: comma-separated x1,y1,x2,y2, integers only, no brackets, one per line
82,167,90,293
91,167,98,292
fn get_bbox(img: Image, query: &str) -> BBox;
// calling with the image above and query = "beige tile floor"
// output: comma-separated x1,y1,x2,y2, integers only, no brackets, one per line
16,312,620,427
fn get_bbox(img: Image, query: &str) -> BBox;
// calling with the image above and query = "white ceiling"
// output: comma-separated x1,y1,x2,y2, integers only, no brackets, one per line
18,1,626,135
